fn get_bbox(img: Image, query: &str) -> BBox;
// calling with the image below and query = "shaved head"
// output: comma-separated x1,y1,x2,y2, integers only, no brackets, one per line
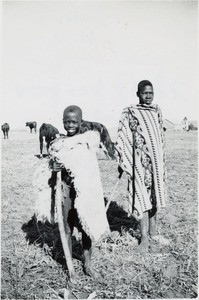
63,105,82,121
137,80,153,94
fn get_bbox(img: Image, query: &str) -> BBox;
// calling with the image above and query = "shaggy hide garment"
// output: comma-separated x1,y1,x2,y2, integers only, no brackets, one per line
115,104,166,219
34,131,110,241
33,160,53,223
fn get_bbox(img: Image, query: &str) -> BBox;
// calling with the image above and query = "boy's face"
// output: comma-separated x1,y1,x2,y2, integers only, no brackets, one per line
63,112,81,136
137,85,154,106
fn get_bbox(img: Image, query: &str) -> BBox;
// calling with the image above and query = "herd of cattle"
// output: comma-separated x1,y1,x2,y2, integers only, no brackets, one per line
1,120,115,159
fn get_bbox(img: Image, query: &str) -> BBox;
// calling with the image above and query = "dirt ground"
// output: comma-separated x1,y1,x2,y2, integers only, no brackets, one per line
1,130,198,299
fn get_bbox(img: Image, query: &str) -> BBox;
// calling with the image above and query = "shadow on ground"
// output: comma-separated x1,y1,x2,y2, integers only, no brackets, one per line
22,199,140,268
105,199,140,239
21,215,83,269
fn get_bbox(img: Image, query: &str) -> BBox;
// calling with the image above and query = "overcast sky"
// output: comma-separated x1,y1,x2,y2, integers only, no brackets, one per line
2,0,198,131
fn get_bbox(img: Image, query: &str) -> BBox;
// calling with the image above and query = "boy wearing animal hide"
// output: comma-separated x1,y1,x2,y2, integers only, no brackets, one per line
48,105,109,282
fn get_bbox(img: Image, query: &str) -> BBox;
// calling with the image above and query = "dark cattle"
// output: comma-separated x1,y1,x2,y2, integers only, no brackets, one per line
80,120,115,159
39,123,60,157
1,123,10,139
26,122,37,133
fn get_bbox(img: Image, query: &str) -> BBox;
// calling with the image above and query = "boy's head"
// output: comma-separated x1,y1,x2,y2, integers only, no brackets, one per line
136,80,154,105
63,105,82,136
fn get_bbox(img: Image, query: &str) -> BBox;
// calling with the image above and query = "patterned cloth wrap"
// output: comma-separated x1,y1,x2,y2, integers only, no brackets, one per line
46,131,110,241
115,104,166,219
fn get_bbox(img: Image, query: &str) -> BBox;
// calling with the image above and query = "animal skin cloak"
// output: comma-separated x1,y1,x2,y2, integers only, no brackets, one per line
115,104,166,219
34,131,110,241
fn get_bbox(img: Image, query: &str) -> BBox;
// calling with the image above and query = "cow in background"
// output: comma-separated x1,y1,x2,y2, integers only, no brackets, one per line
39,123,60,158
1,123,10,139
26,122,37,133
80,120,115,159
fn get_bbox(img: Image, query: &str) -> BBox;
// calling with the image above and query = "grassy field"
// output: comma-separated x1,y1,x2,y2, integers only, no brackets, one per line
1,130,198,299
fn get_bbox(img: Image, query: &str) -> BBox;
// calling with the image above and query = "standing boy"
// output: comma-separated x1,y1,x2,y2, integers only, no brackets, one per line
115,80,168,252
50,105,109,281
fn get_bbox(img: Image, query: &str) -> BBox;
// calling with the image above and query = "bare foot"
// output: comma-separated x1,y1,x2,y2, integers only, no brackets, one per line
84,266,100,280
150,235,170,246
137,237,149,253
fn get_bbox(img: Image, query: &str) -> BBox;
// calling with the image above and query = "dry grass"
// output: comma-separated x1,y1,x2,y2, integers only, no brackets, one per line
1,130,198,299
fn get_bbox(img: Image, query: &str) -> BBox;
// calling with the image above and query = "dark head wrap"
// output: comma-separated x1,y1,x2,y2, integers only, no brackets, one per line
63,105,82,120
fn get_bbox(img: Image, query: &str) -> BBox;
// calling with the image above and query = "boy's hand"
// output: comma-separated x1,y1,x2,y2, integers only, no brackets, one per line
52,161,64,172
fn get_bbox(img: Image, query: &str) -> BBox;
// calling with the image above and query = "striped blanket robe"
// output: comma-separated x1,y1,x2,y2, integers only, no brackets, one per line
115,104,166,219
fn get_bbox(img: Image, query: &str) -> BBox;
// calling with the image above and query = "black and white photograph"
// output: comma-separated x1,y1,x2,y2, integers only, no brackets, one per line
1,0,198,299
